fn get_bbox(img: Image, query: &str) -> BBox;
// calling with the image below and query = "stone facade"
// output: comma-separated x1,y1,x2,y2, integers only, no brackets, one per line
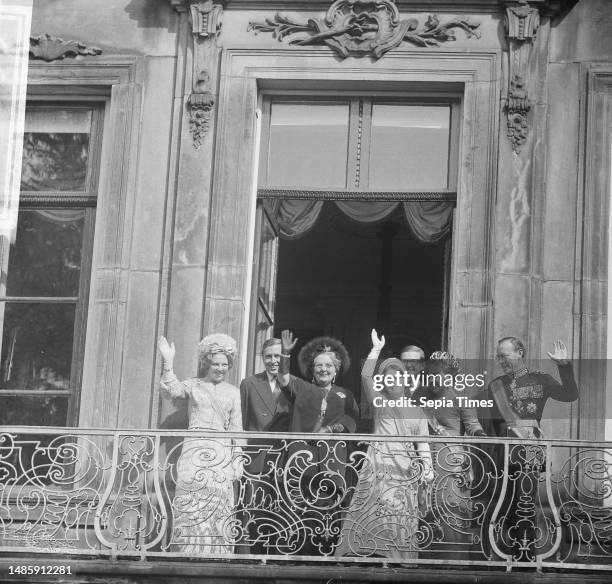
22,0,612,440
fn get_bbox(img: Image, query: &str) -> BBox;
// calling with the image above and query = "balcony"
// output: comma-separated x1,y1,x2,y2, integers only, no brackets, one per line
0,428,611,581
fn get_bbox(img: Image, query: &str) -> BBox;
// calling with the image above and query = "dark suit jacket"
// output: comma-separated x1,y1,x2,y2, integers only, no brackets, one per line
240,372,291,475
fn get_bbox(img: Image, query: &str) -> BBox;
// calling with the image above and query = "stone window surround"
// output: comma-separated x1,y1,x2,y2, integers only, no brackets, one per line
1,100,104,426
577,64,612,441
204,49,500,374
25,59,144,428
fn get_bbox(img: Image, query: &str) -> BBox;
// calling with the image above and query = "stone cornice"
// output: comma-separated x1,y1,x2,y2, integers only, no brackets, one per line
167,0,577,17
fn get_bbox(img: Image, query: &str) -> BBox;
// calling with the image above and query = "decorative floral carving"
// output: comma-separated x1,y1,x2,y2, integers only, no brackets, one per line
248,0,480,60
503,0,540,153
29,34,102,61
505,75,531,151
173,2,224,149
188,92,215,149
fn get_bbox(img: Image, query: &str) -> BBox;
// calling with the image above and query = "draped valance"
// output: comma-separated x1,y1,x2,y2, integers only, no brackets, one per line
276,200,453,244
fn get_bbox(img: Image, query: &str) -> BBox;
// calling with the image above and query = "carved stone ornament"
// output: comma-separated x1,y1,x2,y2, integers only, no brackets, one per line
505,75,530,150
190,0,223,38
29,34,102,61
188,91,215,149
248,0,481,59
506,0,540,40
167,2,224,148
503,0,540,153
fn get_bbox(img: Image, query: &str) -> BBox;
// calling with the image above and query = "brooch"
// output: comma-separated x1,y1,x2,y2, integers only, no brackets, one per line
336,392,346,399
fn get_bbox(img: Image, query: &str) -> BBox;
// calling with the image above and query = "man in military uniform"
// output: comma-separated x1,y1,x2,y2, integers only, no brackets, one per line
483,337,578,561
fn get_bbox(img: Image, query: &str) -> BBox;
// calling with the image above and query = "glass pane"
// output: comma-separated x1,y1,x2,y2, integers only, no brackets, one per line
369,105,450,190
267,103,349,188
5,210,86,297
20,107,92,191
0,303,75,391
0,396,69,426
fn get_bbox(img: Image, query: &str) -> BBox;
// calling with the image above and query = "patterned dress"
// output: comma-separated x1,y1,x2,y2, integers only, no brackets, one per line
160,373,242,555
336,356,429,559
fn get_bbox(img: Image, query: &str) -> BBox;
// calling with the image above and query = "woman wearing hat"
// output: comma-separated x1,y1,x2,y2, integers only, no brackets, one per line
158,333,243,555
277,329,359,555
335,329,434,560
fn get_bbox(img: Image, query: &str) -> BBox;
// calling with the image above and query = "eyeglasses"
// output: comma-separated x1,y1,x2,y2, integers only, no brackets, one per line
402,359,424,368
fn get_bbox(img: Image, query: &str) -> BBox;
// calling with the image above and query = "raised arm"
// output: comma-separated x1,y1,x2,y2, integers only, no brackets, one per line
362,329,385,403
546,339,579,402
158,336,191,400
278,329,299,392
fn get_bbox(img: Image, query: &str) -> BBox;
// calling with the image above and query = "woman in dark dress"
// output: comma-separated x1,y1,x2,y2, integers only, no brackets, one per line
277,329,359,555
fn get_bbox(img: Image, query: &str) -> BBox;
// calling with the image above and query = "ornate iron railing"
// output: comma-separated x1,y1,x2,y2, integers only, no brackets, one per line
0,428,611,572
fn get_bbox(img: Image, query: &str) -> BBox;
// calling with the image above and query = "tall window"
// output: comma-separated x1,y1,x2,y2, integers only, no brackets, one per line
248,94,459,378
0,103,103,427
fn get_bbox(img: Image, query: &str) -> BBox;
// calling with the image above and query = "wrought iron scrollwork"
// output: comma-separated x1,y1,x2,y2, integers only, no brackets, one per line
0,429,611,570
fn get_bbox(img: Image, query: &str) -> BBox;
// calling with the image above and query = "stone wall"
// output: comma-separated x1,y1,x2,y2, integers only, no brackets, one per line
24,0,612,437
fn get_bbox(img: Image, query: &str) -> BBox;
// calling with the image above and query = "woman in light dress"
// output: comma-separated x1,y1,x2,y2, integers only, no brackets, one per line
158,333,243,556
336,329,434,560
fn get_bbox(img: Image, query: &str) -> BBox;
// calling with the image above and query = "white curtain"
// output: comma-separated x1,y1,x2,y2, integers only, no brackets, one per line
276,200,453,244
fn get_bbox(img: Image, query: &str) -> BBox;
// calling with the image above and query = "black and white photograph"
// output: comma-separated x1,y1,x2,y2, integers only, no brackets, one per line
0,0,611,582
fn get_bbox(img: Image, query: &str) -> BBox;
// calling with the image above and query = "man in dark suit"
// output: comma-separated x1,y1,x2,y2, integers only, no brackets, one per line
239,338,292,554
241,337,292,437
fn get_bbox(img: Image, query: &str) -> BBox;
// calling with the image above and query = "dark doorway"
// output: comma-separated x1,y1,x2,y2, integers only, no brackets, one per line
274,202,450,428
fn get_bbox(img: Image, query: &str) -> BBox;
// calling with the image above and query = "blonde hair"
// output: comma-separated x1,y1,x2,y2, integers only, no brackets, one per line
198,333,237,371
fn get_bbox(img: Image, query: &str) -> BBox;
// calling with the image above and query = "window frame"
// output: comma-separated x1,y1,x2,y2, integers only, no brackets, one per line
0,99,105,427
578,65,612,441
247,91,462,375
258,91,461,202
